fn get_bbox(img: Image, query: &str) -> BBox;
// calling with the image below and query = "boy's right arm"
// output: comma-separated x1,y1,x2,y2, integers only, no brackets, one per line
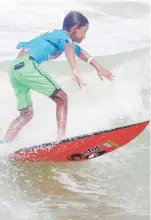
65,43,83,89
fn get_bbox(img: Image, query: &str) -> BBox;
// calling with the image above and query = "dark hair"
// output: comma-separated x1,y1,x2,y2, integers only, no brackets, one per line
63,11,89,31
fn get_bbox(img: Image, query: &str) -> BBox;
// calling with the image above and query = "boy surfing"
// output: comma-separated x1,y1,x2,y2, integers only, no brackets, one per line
2,11,114,143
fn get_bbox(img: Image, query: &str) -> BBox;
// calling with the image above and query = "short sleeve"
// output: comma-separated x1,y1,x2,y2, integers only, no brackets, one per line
44,30,73,51
57,37,73,51
73,43,82,55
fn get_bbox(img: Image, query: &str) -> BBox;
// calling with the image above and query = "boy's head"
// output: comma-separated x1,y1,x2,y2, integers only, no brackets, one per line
63,11,89,43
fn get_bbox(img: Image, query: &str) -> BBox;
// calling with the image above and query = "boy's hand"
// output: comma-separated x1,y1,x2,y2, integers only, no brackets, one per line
97,68,114,81
72,70,83,89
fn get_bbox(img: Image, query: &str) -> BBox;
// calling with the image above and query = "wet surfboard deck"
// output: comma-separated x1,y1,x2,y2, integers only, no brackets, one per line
12,121,149,162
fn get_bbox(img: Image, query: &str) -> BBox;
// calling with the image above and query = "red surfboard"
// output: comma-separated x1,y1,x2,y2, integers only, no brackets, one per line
12,121,149,162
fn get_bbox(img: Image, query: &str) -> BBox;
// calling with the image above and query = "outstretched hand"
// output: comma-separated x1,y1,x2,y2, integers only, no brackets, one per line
72,70,84,89
97,68,114,81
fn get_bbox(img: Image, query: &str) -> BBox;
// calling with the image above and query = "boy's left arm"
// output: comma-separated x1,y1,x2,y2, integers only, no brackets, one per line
76,49,114,81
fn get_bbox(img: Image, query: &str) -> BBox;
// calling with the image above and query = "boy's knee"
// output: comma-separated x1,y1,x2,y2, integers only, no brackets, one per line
26,111,33,120
51,89,68,104
62,92,68,103
20,106,34,122
22,111,33,122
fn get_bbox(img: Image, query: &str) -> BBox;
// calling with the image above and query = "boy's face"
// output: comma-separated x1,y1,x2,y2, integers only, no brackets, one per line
71,24,89,43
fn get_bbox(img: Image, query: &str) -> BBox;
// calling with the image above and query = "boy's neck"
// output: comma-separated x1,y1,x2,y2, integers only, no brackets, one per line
64,30,73,38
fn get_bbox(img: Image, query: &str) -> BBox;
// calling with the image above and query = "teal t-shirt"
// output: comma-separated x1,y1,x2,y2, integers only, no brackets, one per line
16,30,82,64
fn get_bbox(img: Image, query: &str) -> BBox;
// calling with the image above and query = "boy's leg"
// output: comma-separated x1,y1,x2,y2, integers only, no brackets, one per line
4,105,33,142
5,88,68,142
20,60,68,140
50,90,68,141
7,57,68,142
5,57,34,143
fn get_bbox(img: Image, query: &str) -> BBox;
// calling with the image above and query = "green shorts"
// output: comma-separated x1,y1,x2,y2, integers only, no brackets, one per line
9,56,61,110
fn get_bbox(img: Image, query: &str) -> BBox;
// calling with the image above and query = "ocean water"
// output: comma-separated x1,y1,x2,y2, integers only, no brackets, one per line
0,0,150,219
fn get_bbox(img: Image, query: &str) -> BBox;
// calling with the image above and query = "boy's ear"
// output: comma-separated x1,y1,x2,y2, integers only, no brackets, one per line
72,25,79,33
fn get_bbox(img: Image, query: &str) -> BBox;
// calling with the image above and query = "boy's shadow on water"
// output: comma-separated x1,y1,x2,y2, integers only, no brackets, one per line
11,161,86,197
9,160,125,218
